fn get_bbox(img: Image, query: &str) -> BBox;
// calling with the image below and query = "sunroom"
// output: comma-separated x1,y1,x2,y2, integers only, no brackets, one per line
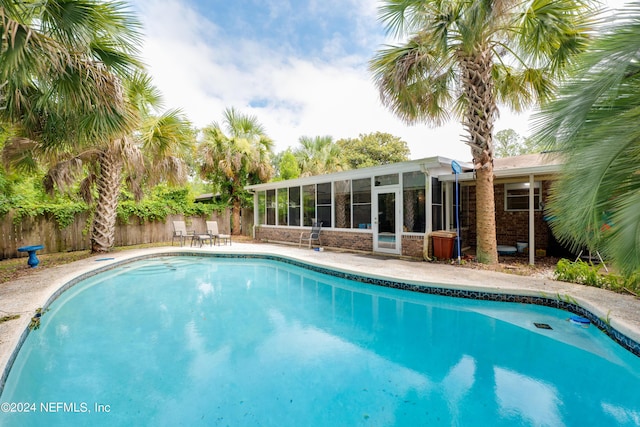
246,157,466,258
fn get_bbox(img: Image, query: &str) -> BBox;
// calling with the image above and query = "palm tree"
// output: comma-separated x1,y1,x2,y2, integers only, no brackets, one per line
1,0,146,252
370,0,595,264
533,4,640,277
294,135,345,176
3,73,195,252
0,0,141,132
199,108,274,235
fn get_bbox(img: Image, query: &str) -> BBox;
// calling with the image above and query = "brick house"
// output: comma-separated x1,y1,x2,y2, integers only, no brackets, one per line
246,153,562,263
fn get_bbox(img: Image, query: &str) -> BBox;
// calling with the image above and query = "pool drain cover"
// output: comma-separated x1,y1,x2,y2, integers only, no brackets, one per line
534,323,553,330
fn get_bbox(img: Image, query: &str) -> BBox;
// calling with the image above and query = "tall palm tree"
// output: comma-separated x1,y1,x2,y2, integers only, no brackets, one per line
370,0,595,264
199,107,274,235
1,0,146,252
294,135,345,176
85,81,193,253
3,72,195,252
533,4,640,277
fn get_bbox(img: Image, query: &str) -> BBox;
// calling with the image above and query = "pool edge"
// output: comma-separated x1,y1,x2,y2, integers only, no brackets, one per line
2,249,639,396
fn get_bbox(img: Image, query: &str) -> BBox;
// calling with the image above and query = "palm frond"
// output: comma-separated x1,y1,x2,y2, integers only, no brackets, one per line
2,136,39,173
378,0,421,38
370,36,456,125
146,156,187,186
493,64,556,111
37,0,142,58
78,173,96,203
534,4,640,275
115,135,144,173
126,71,164,116
148,109,193,153
44,157,84,194
1,0,142,143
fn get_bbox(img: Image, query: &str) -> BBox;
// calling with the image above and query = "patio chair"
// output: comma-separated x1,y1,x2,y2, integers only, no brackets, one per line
207,221,232,246
299,221,322,249
172,220,194,246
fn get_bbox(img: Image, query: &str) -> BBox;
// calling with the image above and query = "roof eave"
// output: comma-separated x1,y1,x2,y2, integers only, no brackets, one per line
245,156,458,191
437,164,563,182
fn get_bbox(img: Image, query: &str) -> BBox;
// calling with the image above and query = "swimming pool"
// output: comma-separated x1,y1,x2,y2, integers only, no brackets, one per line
1,255,639,426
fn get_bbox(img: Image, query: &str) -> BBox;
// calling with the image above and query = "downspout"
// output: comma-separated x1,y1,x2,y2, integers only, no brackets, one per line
421,164,432,261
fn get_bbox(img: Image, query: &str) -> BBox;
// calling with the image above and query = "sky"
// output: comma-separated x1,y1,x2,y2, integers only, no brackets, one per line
130,0,625,162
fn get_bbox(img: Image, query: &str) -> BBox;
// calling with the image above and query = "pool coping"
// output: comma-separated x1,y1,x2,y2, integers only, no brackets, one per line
1,244,640,394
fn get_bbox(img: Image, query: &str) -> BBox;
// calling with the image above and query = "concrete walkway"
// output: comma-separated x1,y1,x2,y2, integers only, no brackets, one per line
2,242,639,388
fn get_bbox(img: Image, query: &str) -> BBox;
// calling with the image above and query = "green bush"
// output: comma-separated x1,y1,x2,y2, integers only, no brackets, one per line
1,175,227,228
13,201,89,229
554,258,632,293
116,185,226,224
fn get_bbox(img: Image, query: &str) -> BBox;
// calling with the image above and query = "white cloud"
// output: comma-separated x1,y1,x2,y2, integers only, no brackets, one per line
134,0,534,163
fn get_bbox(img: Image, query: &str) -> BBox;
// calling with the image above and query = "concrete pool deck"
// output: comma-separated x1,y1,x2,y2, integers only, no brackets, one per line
1,242,640,386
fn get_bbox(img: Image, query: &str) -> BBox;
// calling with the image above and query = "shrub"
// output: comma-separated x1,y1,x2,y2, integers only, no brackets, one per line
116,186,227,224
554,258,631,293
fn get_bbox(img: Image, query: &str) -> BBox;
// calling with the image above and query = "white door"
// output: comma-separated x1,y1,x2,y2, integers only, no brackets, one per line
373,188,401,254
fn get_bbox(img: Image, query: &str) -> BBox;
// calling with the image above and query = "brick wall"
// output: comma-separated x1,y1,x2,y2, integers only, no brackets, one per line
466,180,552,249
256,179,554,257
255,226,426,258
402,235,424,258
255,226,373,251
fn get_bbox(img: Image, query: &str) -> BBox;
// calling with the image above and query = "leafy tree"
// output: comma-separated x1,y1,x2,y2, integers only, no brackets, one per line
370,0,594,264
533,5,640,277
337,132,410,168
494,129,542,158
198,108,274,234
294,135,345,176
277,149,301,181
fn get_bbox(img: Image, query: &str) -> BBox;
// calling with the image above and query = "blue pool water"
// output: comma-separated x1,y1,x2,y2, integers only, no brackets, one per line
1,256,639,426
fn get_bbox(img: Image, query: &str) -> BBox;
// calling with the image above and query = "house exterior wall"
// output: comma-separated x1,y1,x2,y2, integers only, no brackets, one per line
401,235,424,258
248,155,562,259
255,225,426,259
255,226,373,251
465,180,552,251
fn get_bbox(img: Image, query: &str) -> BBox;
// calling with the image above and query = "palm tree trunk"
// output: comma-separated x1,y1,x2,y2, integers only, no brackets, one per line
231,199,242,235
460,49,498,264
91,145,122,253
475,167,497,264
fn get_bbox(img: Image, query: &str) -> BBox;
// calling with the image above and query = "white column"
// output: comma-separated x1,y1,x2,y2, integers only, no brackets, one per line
421,167,432,260
529,174,535,265
252,192,258,239
424,173,432,235
445,182,453,230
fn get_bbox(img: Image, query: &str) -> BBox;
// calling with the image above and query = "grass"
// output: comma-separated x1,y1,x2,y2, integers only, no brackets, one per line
0,242,173,285
0,250,93,285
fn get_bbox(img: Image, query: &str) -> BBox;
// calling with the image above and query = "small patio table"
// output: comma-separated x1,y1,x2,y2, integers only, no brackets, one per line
17,245,45,268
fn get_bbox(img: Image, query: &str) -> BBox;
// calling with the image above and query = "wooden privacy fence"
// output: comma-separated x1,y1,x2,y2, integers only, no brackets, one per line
0,208,254,260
